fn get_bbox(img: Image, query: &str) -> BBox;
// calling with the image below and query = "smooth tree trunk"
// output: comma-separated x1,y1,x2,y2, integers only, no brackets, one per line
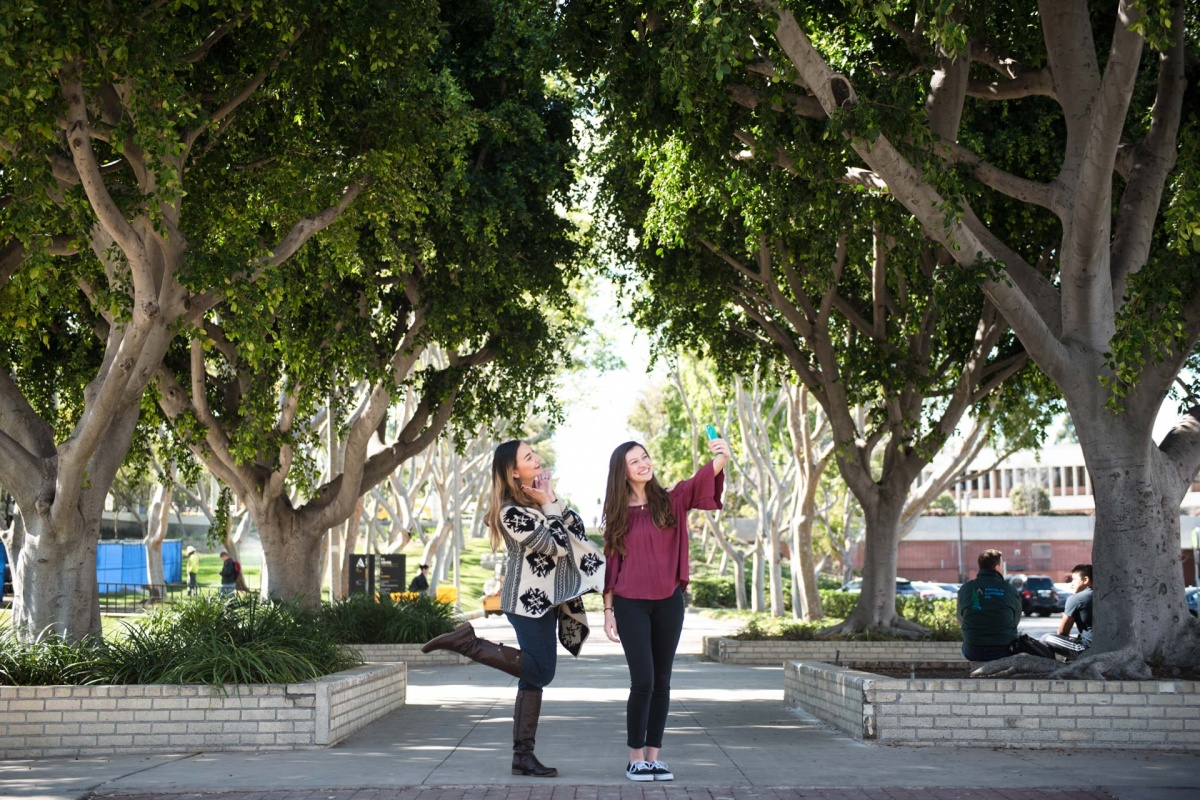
751,543,766,612
1070,390,1200,666
768,524,785,616
253,503,324,606
790,512,824,621
12,516,101,639
826,488,923,636
2,402,140,640
144,482,172,601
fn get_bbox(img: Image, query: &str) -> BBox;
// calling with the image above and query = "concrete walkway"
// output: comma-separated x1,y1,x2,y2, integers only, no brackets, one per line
2,612,1197,800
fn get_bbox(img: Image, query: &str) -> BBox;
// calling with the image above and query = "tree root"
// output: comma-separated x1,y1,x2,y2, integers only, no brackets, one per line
1164,616,1200,666
971,647,1152,680
970,654,1060,678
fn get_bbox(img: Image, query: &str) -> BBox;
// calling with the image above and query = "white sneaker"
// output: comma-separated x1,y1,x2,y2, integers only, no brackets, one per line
625,760,656,782
648,760,674,781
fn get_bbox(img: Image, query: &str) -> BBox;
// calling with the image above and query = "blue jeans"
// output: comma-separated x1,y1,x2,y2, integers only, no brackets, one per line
506,609,558,690
962,642,1013,661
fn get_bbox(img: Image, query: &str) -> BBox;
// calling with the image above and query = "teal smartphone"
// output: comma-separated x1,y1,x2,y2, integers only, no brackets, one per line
705,424,719,440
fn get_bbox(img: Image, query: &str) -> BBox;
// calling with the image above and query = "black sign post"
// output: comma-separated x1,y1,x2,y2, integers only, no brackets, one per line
377,553,407,600
347,553,375,596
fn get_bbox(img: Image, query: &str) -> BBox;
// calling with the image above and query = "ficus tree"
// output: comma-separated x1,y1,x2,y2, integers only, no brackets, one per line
586,106,1051,634
738,0,1200,673
0,0,444,638
153,0,583,605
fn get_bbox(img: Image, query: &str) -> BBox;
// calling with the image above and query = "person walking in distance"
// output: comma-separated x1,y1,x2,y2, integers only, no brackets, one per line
218,551,238,596
186,546,200,596
408,564,431,594
421,440,605,778
601,434,730,782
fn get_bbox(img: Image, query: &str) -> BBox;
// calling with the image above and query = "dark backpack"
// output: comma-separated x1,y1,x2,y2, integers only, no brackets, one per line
1010,633,1055,659
232,560,242,579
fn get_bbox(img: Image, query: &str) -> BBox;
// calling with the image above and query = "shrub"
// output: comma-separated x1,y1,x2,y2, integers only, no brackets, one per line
0,629,93,685
317,593,458,644
0,595,362,687
731,597,962,642
1010,483,1050,515
818,590,859,618
689,577,738,608
731,616,825,640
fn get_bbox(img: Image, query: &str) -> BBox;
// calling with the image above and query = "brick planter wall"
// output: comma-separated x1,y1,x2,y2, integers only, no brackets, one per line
784,660,1200,750
350,644,468,665
0,662,405,759
704,636,964,665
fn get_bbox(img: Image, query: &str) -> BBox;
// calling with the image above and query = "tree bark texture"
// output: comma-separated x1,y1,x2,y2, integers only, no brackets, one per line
253,503,324,607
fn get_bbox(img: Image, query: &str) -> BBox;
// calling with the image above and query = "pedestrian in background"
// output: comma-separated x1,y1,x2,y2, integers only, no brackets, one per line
186,546,200,596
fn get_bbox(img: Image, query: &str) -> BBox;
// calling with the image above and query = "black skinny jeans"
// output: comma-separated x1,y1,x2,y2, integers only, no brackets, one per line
613,586,685,749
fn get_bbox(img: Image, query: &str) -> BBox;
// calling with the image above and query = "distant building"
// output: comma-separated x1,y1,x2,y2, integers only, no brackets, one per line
854,443,1200,585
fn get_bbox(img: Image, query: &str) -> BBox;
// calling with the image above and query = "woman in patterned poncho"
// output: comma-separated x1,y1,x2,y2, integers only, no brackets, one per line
421,439,604,778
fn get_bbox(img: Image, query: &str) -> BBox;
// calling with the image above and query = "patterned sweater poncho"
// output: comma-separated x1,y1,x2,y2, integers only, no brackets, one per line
497,500,606,656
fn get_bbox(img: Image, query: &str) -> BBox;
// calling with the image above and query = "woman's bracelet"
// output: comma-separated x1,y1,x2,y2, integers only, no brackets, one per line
604,607,614,613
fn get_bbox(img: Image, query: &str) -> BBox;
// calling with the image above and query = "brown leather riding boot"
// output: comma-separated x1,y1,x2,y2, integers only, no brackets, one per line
421,622,524,678
511,688,557,777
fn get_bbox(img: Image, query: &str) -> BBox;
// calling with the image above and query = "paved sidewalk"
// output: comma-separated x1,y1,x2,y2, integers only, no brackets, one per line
2,612,1197,800
81,787,1134,799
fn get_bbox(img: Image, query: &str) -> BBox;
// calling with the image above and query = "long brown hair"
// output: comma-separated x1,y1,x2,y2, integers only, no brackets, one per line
602,441,676,558
483,440,536,549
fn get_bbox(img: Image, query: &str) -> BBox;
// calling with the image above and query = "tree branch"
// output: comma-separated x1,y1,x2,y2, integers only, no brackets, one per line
1061,0,1145,344
940,142,1063,214
0,370,56,459
154,363,252,499
182,11,253,63
187,178,370,322
1157,406,1200,506
967,70,1056,101
59,67,149,292
1110,0,1186,305
727,83,826,119
184,27,304,152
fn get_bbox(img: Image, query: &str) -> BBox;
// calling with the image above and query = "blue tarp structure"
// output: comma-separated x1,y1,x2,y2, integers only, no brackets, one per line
0,540,183,594
96,540,183,593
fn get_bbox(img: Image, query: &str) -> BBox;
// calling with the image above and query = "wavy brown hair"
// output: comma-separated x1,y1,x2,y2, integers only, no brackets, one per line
483,440,537,550
602,441,676,558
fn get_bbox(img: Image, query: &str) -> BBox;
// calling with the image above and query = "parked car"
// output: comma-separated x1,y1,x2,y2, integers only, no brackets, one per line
910,581,956,600
936,582,961,595
1187,587,1198,617
1008,574,1059,616
840,578,919,596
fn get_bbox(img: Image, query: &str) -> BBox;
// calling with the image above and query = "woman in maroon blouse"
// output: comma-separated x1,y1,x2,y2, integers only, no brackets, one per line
601,436,730,782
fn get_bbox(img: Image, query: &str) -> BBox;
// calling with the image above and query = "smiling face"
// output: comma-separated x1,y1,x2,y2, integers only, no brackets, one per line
512,441,542,486
624,446,654,489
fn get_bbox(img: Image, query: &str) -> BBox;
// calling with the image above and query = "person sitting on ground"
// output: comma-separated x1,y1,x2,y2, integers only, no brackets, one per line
957,549,1023,662
408,564,431,594
1040,563,1093,660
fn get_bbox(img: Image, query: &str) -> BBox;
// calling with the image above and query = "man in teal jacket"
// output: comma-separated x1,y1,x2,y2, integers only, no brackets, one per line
957,549,1023,661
